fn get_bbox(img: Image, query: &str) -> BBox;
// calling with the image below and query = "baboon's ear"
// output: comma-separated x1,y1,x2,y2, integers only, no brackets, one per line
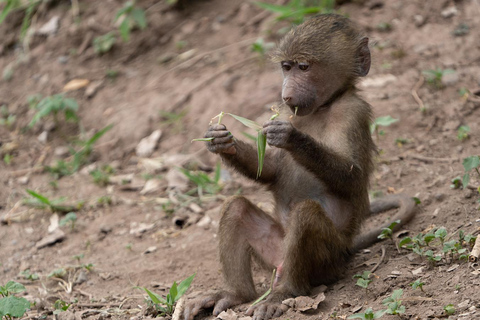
357,37,371,77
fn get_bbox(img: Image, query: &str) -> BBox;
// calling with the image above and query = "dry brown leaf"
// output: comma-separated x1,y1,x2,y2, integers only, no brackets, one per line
63,79,90,92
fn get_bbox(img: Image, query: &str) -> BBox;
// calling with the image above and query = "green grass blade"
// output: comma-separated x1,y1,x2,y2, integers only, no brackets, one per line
86,124,113,146
227,113,262,131
141,287,167,304
191,137,214,142
256,132,267,178
26,189,51,205
176,273,195,302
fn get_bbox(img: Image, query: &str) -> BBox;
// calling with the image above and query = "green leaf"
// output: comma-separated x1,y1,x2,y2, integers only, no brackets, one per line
119,19,130,42
226,113,262,131
131,8,147,29
435,227,447,240
4,281,26,295
355,278,371,289
413,197,421,204
86,124,113,146
169,281,178,302
463,156,480,172
398,237,412,247
176,273,195,301
142,287,167,305
0,296,30,317
374,116,399,127
254,2,292,15
115,1,133,21
391,289,403,300
26,189,51,205
256,132,267,178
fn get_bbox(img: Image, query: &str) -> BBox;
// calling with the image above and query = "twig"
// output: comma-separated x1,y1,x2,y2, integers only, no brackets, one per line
370,245,386,273
171,56,257,112
77,303,120,308
411,75,425,110
407,154,459,163
469,236,480,263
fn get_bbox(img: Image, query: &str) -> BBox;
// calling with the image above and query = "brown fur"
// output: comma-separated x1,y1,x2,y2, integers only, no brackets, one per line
184,14,416,320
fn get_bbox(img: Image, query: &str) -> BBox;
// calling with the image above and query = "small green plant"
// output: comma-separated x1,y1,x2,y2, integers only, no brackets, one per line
457,125,470,141
48,268,67,278
0,105,16,128
382,289,405,316
72,254,84,263
376,22,392,32
53,299,72,315
19,269,39,281
422,68,455,89
251,38,275,59
410,279,425,292
254,0,335,25
46,125,113,178
90,165,114,187
59,212,77,231
460,155,480,188
181,163,222,198
348,307,386,320
370,116,399,138
28,94,78,128
424,250,441,266
159,110,187,133
0,281,30,319
0,0,43,40
24,189,77,213
114,0,147,42
443,304,455,316
450,176,462,189
140,273,195,315
377,219,400,241
353,271,373,291
394,137,409,147
81,263,94,272
93,32,117,54
3,154,12,165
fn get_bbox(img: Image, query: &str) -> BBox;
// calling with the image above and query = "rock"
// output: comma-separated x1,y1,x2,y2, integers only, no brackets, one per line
85,80,104,98
48,214,59,233
434,193,445,202
414,15,425,27
136,130,162,157
432,208,440,217
441,6,457,18
17,176,29,185
75,270,88,284
197,215,211,229
37,16,60,36
441,72,458,87
140,179,162,195
143,246,157,254
412,266,423,275
58,56,69,64
458,299,470,310
360,74,397,88
37,131,48,143
188,203,203,214
36,229,65,249
54,146,70,158
166,169,189,192
130,222,155,236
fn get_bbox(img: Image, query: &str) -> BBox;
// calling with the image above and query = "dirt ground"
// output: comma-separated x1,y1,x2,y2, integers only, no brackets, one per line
1,0,480,319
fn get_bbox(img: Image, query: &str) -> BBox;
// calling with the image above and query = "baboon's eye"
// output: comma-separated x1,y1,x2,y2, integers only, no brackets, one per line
298,63,309,71
281,61,292,71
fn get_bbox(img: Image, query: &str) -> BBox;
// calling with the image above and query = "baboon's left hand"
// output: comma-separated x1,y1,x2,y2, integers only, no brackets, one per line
262,120,295,148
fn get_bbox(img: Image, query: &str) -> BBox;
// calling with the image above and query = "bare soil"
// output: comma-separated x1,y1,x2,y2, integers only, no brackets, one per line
1,0,480,319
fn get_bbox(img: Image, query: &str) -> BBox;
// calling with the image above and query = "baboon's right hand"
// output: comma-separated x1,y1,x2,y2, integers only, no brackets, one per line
205,124,236,155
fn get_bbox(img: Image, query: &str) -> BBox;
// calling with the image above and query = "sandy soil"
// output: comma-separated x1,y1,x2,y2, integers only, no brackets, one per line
1,0,480,319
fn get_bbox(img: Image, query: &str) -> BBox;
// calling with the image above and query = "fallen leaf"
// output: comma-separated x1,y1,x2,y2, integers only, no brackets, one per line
63,79,90,92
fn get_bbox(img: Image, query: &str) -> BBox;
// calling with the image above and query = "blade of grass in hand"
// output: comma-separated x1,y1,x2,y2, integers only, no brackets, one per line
227,113,262,131
250,268,276,307
191,137,214,142
256,131,266,178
